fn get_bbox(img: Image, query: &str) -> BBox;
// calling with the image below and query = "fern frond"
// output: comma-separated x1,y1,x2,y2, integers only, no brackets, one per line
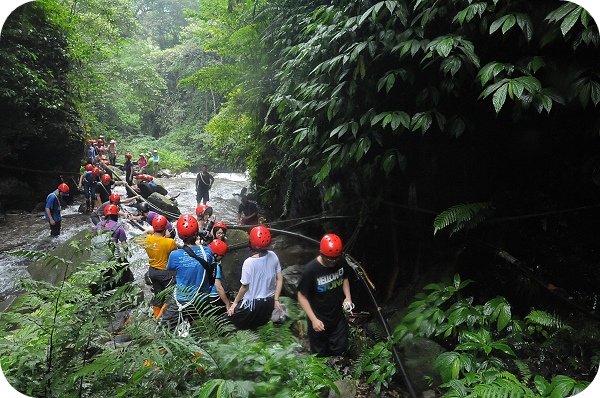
512,359,532,383
433,202,493,236
525,310,569,330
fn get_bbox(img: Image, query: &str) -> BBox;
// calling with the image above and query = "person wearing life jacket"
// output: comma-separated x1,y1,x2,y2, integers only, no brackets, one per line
208,239,231,316
90,204,134,294
195,204,215,244
44,183,70,236
227,226,283,330
137,214,178,319
159,214,215,333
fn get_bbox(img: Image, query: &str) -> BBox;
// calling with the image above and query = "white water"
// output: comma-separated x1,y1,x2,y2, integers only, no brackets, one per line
0,172,250,298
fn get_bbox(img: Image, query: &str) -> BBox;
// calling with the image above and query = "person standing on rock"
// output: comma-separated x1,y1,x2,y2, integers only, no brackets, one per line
195,165,214,206
44,183,70,236
297,233,353,357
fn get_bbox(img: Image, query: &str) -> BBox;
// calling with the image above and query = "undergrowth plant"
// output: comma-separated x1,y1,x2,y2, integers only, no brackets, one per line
0,246,341,398
353,274,598,397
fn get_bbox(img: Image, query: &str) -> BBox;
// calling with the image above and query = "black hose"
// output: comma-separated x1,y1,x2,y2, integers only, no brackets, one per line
344,254,418,398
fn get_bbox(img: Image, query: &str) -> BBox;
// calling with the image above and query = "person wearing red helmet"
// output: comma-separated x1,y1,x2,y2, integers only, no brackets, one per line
44,183,70,236
208,239,231,315
159,214,215,332
196,204,215,242
136,214,178,319
297,233,353,357
94,170,129,209
91,186,140,225
78,166,101,212
89,204,133,295
212,221,227,242
227,225,283,330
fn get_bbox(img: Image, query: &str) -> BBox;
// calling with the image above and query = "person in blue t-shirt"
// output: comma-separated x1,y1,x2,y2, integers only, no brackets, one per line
44,183,70,236
159,214,214,332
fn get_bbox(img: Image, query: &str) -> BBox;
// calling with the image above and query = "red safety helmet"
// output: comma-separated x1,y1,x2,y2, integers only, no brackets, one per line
195,204,208,217
249,225,271,250
109,193,121,204
320,234,343,257
103,160,110,166
209,239,228,256
213,221,227,231
125,153,132,159
57,183,69,194
101,174,111,184
136,174,145,180
145,175,153,181
176,214,198,239
97,138,103,144
85,163,93,171
92,167,100,176
152,214,168,232
104,204,119,216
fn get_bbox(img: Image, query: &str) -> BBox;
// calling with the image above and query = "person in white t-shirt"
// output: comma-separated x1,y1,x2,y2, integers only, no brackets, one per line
227,226,283,329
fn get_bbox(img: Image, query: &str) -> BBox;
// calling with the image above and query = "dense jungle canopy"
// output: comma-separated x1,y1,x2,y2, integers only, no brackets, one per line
1,0,600,397
1,0,600,292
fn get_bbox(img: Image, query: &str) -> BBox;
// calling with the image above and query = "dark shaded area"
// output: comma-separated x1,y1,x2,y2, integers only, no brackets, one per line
0,3,84,211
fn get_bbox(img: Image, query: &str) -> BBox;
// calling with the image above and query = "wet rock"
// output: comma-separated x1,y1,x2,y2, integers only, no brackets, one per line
327,380,357,398
27,229,92,286
401,337,445,393
146,192,180,220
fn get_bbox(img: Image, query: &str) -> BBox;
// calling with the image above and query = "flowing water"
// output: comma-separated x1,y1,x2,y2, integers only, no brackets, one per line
0,172,250,299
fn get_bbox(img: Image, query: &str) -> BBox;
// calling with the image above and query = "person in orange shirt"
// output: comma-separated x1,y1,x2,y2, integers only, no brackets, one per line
138,214,178,319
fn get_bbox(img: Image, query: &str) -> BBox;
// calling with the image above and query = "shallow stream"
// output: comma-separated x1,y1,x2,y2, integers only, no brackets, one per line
0,172,250,299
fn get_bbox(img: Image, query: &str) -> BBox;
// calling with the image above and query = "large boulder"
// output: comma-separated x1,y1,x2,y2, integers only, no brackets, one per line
146,192,180,221
27,229,92,286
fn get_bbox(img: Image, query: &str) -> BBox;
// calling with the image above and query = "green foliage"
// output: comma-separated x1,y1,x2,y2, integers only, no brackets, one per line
433,202,494,236
0,247,342,397
352,273,597,397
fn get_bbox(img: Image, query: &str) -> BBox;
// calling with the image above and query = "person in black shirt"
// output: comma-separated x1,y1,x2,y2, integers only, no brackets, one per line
195,165,214,205
297,234,353,357
237,195,258,225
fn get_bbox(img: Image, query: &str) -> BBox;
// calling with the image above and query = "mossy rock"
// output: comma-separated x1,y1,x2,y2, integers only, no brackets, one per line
27,229,92,286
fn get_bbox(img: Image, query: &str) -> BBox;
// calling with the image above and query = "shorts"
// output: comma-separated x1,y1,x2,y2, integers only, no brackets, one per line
196,188,210,203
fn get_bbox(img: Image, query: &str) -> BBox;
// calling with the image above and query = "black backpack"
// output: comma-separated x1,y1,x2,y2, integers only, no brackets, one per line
182,245,216,286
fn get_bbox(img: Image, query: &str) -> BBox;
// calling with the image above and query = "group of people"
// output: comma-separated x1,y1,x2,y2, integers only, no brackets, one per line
45,157,355,358
137,150,160,177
